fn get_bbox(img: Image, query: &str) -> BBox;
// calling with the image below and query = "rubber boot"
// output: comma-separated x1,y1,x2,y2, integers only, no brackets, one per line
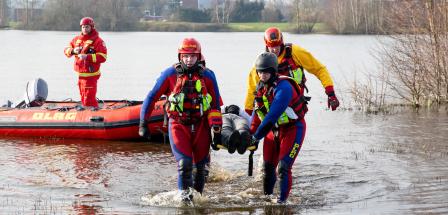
226,130,240,154
237,131,250,154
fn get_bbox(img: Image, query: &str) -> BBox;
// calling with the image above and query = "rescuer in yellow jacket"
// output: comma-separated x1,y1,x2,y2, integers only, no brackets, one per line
244,27,339,115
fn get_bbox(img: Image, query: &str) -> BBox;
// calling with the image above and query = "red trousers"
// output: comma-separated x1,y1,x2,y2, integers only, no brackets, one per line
78,75,99,108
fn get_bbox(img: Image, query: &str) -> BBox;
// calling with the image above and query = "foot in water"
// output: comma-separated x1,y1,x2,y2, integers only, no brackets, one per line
276,198,286,204
180,188,194,206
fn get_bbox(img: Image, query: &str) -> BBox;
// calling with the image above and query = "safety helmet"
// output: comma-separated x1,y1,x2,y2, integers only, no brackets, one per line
178,38,201,61
178,38,201,54
255,52,278,74
264,27,283,47
80,17,95,28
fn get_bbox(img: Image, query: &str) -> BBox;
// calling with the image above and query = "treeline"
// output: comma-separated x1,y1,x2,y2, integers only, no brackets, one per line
0,0,428,34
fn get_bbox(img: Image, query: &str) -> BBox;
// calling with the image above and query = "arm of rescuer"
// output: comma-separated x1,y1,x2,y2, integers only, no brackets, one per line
63,38,107,64
244,66,259,115
208,70,224,106
84,38,107,64
289,44,339,110
203,69,223,132
138,68,174,138
250,80,293,140
64,37,78,58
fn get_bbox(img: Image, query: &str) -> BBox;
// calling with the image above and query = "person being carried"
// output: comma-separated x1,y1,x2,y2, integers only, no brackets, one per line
213,104,251,155
138,38,222,204
248,52,308,204
244,27,339,115
64,17,107,108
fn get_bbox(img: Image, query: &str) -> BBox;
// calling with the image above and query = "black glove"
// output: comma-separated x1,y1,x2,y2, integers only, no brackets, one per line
138,121,151,139
247,135,259,152
211,126,221,151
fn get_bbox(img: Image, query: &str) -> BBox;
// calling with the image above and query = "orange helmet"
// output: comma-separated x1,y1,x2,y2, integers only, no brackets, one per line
264,27,283,47
178,38,201,61
80,17,95,27
178,38,201,54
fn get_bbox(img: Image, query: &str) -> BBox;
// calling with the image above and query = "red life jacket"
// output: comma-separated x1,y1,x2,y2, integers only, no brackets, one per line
167,63,212,124
254,76,308,125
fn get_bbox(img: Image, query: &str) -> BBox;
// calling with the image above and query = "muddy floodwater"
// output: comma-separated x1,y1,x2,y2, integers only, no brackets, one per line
0,31,447,214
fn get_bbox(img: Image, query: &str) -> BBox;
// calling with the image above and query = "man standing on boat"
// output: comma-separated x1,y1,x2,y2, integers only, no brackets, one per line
139,38,222,204
64,17,107,108
244,27,339,115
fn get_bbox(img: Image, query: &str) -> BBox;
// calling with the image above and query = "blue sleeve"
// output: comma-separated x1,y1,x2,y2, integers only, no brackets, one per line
140,68,175,121
204,69,222,110
254,80,292,139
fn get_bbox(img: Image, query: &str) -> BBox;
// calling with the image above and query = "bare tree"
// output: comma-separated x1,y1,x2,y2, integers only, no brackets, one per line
379,0,448,106
211,0,233,24
0,0,9,27
293,0,319,33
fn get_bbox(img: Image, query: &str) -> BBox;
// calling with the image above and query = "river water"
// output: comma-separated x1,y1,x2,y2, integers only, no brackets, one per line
0,31,447,214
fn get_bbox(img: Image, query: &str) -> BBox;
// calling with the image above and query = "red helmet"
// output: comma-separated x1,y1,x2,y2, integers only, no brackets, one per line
178,38,201,54
264,27,283,47
80,17,95,27
178,38,201,61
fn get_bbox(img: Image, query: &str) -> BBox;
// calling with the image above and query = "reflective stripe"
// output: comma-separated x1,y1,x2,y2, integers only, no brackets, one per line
290,68,303,85
208,110,221,118
256,95,290,125
64,48,72,56
97,52,107,60
92,54,97,63
168,93,185,113
78,70,100,77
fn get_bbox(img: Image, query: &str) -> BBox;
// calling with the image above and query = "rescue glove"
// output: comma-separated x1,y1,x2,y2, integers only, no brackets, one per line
211,126,222,151
247,135,259,152
138,121,151,140
325,86,340,111
208,109,223,150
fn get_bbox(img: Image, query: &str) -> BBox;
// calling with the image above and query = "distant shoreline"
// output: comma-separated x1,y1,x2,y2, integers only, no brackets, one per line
0,21,336,34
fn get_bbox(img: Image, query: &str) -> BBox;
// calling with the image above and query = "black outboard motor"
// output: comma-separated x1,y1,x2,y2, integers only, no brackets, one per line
14,78,48,108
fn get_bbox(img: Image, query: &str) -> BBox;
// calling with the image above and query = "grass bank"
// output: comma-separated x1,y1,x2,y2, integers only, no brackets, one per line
140,21,230,32
139,21,330,33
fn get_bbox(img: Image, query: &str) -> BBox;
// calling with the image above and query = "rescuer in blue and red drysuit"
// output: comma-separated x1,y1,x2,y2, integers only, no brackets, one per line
64,17,107,108
138,38,222,203
247,52,307,204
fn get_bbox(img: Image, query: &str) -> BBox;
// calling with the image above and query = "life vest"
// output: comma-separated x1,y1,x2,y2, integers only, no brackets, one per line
254,76,308,126
278,43,308,92
167,63,212,124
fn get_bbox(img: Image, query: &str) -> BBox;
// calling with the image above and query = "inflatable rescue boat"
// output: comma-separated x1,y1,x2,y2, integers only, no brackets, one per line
0,78,166,140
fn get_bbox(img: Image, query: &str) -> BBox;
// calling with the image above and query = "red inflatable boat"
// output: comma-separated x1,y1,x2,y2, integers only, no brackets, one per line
0,99,166,140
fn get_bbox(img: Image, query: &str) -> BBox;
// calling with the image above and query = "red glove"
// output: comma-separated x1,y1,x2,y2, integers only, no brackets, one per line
207,110,222,127
325,86,340,111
